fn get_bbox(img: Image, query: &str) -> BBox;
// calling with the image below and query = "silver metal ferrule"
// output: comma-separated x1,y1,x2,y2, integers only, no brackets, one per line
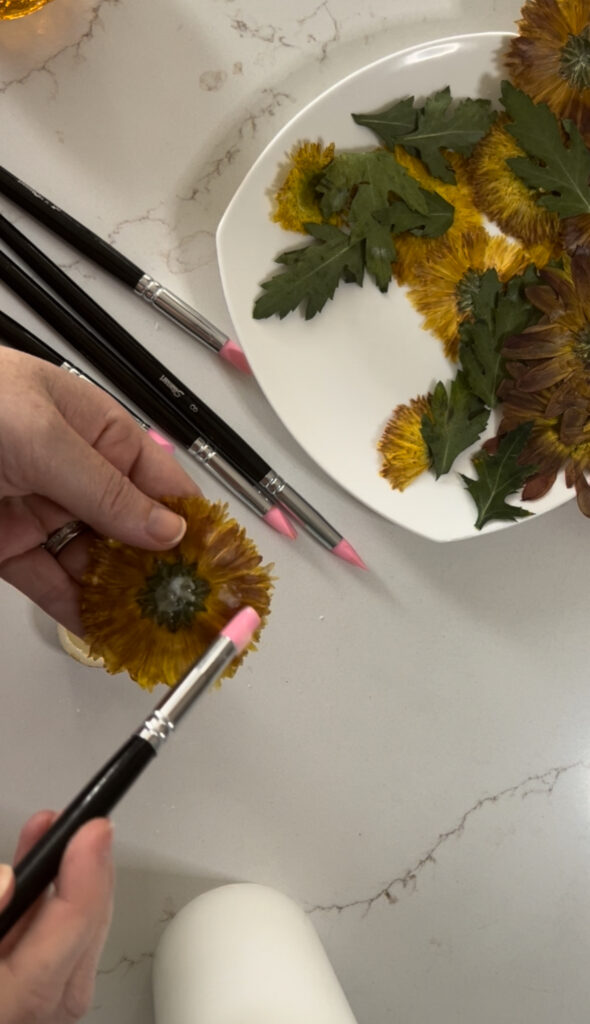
62,361,92,383
261,472,341,548
135,274,228,353
137,635,235,751
189,437,274,518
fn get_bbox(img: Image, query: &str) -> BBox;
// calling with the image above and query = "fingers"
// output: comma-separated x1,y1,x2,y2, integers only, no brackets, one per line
0,811,59,957
3,819,114,1022
2,353,201,550
0,547,83,634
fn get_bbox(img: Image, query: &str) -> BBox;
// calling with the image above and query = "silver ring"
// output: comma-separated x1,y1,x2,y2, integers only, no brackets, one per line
42,520,88,557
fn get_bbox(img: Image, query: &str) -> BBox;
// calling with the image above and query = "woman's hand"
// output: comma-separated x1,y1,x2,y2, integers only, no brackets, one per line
0,812,114,1024
0,348,201,633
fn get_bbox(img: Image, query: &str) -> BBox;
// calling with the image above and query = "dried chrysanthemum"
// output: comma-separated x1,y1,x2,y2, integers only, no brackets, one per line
81,496,274,691
467,114,561,258
497,376,590,510
392,146,482,286
378,393,433,490
406,227,536,360
501,255,590,396
272,141,336,233
504,0,590,144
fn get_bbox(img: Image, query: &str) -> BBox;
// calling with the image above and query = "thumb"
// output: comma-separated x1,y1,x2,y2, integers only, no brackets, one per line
0,866,14,915
30,417,187,549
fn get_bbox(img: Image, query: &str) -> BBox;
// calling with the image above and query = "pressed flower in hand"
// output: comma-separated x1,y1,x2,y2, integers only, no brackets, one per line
467,114,561,257
504,0,590,144
272,141,336,233
406,227,535,360
81,496,274,691
378,393,433,490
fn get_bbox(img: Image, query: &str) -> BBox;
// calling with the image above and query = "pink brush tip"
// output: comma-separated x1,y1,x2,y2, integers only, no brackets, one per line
147,428,175,454
332,538,367,570
222,606,261,653
264,506,297,538
219,339,252,375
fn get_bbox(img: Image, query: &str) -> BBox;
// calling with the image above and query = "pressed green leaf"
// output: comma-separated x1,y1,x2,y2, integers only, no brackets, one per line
375,188,455,238
502,80,590,219
253,223,364,320
461,423,537,530
353,87,496,183
420,371,489,477
317,150,428,218
459,267,541,407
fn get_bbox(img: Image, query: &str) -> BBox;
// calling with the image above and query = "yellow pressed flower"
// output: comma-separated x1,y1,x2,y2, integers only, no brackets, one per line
406,227,537,361
504,0,590,144
272,141,335,233
378,393,433,490
467,115,561,259
392,146,483,286
81,496,274,691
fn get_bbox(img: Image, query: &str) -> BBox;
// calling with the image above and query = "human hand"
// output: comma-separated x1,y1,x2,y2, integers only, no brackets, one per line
0,811,114,1024
0,348,201,633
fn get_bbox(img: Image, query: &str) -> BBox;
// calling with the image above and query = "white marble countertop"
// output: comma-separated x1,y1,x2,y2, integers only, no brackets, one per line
2,1,590,1021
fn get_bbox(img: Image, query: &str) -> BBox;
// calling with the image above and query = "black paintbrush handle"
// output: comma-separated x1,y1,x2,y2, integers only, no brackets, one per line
0,215,268,481
0,166,143,288
0,735,155,940
0,310,62,366
0,251,198,447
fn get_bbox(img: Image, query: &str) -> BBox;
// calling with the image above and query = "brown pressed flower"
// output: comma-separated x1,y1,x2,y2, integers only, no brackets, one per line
497,375,590,509
392,146,482,286
405,227,536,360
272,141,336,233
467,114,561,258
501,254,590,396
81,496,274,691
378,393,433,490
504,0,590,144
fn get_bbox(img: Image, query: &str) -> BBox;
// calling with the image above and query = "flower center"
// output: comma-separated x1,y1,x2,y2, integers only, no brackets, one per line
560,28,590,91
136,557,210,632
456,268,483,315
575,323,590,367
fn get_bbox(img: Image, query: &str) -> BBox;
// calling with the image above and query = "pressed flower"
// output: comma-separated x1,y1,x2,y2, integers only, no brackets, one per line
81,496,274,691
378,393,433,490
501,255,590,397
561,212,590,256
504,0,590,144
497,376,590,508
467,114,561,257
405,227,536,360
272,141,335,233
392,146,483,285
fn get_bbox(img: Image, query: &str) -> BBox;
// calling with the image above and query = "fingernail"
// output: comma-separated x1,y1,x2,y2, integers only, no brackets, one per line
147,507,187,545
0,863,13,900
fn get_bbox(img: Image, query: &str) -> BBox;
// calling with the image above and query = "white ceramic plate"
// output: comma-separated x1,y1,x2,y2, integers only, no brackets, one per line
217,32,571,542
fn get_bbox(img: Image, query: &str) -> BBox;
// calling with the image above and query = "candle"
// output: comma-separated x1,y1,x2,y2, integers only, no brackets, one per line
152,883,359,1024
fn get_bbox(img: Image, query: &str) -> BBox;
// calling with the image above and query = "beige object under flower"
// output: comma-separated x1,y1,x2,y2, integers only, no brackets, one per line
57,624,105,668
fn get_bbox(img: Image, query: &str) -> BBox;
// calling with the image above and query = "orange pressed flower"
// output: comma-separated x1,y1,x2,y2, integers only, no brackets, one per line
504,0,590,144
378,393,433,490
81,496,274,691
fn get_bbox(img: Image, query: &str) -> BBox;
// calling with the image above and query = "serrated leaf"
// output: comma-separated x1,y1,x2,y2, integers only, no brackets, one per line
461,423,537,530
420,371,489,477
375,188,455,238
317,150,429,218
353,87,496,183
352,95,417,143
459,267,541,407
502,81,590,219
253,223,364,320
